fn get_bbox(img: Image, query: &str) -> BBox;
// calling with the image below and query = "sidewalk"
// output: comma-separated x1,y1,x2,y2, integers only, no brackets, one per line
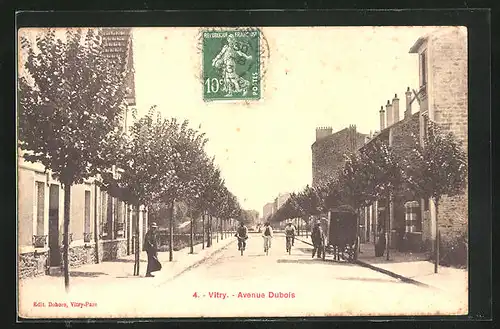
356,243,468,299
19,235,236,314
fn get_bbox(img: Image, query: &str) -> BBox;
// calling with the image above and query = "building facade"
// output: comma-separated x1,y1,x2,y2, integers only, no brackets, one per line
311,125,366,188
275,193,291,210
360,27,468,252
262,202,276,222
17,28,146,279
409,27,468,250
312,28,467,255
359,91,421,247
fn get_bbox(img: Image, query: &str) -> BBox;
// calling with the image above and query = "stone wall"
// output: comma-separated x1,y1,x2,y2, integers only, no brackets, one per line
312,126,366,187
67,243,97,267
19,250,49,279
101,239,128,261
428,27,468,247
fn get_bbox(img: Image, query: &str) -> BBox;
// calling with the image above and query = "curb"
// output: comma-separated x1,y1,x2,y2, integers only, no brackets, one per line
156,238,236,286
295,237,431,288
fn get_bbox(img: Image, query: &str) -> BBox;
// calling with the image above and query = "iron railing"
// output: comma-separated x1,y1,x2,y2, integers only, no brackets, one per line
32,235,47,248
83,232,93,243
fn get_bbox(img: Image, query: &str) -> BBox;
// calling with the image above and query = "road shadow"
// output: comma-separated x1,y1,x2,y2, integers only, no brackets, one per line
334,276,405,284
111,258,147,263
51,271,109,278
115,275,146,279
357,253,431,265
276,258,357,266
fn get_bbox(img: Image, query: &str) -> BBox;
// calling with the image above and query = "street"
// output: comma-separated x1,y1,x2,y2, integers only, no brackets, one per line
19,233,466,318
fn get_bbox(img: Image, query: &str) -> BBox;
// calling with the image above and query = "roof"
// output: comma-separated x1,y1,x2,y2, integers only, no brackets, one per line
409,36,428,53
311,126,366,149
409,27,467,53
361,111,420,149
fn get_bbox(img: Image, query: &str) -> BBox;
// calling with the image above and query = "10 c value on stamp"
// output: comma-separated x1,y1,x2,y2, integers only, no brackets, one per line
202,29,261,101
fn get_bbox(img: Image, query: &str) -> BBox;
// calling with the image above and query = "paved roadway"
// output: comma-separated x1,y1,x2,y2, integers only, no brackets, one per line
142,233,465,317
19,233,466,318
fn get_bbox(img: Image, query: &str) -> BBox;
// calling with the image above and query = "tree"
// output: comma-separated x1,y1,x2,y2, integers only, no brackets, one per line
404,120,467,272
338,150,379,210
18,29,128,290
100,107,170,275
156,118,208,260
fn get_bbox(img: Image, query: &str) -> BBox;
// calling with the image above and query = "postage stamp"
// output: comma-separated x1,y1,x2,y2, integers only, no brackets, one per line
202,29,261,101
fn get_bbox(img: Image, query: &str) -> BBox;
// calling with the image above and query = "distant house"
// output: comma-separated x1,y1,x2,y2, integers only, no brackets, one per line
311,125,366,188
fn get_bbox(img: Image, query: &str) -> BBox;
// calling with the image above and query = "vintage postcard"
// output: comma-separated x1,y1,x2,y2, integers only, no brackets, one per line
17,25,469,318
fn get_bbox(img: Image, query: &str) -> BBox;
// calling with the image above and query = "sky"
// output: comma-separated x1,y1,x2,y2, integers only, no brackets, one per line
131,26,443,214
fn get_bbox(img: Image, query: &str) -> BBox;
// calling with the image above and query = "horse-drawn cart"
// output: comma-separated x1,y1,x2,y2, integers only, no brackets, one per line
322,205,360,262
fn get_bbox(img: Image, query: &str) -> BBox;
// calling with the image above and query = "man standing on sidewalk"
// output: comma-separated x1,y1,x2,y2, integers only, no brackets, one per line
144,222,162,277
311,220,324,259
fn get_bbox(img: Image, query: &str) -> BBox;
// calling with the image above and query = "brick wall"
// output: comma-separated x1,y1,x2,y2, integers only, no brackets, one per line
312,126,366,187
428,27,468,240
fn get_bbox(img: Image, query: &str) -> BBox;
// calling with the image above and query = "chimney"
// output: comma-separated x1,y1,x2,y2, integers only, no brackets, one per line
386,100,393,127
379,106,385,131
392,94,400,123
405,87,412,119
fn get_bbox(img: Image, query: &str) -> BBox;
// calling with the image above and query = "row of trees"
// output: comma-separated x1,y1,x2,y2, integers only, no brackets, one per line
18,29,242,290
270,122,467,272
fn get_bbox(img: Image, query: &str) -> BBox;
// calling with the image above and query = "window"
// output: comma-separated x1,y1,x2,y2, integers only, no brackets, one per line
35,182,45,236
84,190,91,242
420,51,427,86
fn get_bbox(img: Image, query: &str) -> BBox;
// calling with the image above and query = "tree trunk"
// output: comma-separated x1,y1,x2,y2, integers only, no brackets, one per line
94,184,100,264
434,200,440,273
216,217,219,243
386,194,392,261
190,216,194,254
62,182,71,292
220,218,224,240
134,204,140,276
209,215,213,247
202,212,205,250
168,200,174,261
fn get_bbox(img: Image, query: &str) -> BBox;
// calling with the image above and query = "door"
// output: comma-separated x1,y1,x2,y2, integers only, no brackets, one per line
48,184,61,266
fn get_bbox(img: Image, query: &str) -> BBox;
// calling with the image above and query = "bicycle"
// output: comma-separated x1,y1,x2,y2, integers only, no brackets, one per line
237,236,246,256
286,236,293,254
263,236,271,255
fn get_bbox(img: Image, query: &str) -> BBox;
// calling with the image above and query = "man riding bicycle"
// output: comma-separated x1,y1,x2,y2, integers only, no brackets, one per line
235,221,248,251
285,222,296,252
262,222,273,253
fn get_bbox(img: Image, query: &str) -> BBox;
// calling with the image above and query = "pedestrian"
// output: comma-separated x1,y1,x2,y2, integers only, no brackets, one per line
292,223,297,245
311,220,324,259
262,222,273,253
144,222,162,277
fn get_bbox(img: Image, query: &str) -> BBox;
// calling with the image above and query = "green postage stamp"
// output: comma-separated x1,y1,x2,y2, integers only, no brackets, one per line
202,29,261,101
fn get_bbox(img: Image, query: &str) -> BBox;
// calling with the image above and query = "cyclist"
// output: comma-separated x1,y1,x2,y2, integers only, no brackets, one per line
284,222,296,252
235,221,248,251
262,222,273,253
